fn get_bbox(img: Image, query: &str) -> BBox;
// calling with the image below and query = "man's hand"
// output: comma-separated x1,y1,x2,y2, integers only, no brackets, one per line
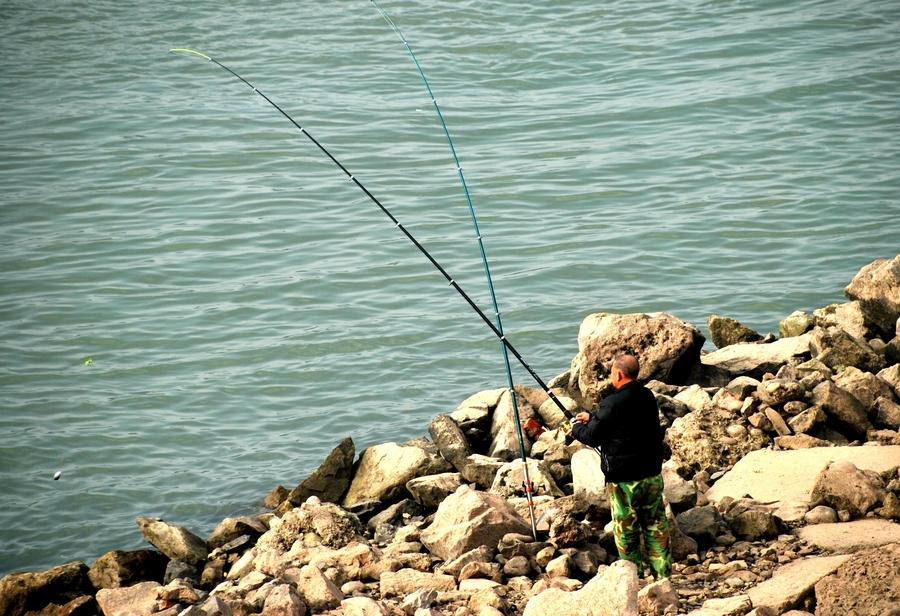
575,411,591,424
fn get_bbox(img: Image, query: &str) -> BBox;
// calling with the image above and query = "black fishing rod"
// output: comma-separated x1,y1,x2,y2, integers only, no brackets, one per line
370,0,541,537
169,48,575,419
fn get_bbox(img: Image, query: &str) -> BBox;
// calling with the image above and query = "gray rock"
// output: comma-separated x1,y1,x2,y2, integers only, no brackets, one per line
487,388,537,461
571,448,607,506
843,254,900,339
809,326,885,374
725,376,763,400
675,505,726,549
275,500,363,549
420,485,532,562
665,404,770,476
708,314,763,348
399,588,437,615
536,395,579,430
811,380,873,440
810,460,886,518
406,472,463,508
814,301,881,341
87,549,167,590
661,461,698,512
834,366,897,412
428,415,472,473
701,334,811,380
459,454,506,489
804,505,839,525
262,583,307,616
568,312,705,406
503,555,533,577
746,554,850,615
874,397,900,430
283,565,342,613
814,543,900,616
0,562,91,616
207,517,267,551
164,560,201,586
379,569,456,597
489,458,564,499
728,509,779,542
787,407,826,434
438,545,495,578
137,518,208,566
522,559,639,616
342,441,450,507
366,499,425,533
637,577,680,616
757,379,805,407
796,358,834,380
288,436,355,505
780,311,815,338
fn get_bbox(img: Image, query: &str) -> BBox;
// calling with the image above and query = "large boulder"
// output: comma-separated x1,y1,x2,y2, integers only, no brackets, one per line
833,366,897,412
342,441,450,507
814,543,900,616
288,437,355,505
428,415,471,473
810,460,886,518
136,518,208,566
569,312,705,405
572,448,607,506
406,472,463,508
707,315,763,348
275,500,364,549
811,380,873,440
809,327,885,374
701,334,812,379
487,388,537,461
843,254,900,340
262,584,307,616
420,485,533,562
0,562,92,616
87,549,168,590
522,559,638,616
814,301,881,341
665,404,770,476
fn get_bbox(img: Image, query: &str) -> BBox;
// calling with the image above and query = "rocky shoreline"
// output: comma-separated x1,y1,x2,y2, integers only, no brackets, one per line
3,254,900,616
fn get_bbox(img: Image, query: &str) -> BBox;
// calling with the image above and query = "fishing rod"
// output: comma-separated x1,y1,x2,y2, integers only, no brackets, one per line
369,0,539,537
169,50,580,527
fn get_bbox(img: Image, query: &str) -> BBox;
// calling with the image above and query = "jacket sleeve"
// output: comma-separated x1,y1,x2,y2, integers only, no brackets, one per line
571,402,613,448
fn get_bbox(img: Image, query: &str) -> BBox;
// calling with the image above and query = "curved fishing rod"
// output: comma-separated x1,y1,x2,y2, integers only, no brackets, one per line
169,48,574,412
370,0,540,534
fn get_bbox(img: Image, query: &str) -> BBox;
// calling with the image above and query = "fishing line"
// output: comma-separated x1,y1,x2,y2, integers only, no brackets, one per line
369,0,541,536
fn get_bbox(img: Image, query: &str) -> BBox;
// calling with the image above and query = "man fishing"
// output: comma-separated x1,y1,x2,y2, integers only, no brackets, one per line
570,353,672,579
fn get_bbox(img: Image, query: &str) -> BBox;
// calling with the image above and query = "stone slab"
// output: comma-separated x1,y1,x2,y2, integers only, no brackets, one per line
745,554,850,613
705,446,900,505
792,518,900,553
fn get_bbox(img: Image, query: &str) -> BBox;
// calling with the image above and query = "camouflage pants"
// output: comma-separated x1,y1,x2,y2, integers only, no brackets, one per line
607,473,672,578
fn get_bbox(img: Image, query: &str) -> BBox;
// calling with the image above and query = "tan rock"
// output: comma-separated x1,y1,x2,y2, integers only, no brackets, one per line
744,554,849,613
793,518,900,553
379,569,456,597
523,560,638,616
95,581,162,616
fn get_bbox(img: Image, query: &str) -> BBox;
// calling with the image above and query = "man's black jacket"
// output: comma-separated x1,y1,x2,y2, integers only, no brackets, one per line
571,380,663,483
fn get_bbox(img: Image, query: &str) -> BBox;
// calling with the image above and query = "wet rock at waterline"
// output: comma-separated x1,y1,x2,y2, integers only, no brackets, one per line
287,436,355,505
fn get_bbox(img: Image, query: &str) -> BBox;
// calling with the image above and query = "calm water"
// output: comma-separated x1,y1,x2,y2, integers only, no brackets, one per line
1,0,898,576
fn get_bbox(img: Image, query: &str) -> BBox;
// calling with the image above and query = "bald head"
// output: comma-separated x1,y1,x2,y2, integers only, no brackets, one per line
611,353,640,385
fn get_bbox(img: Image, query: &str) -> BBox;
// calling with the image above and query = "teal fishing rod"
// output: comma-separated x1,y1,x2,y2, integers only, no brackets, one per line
370,0,540,537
